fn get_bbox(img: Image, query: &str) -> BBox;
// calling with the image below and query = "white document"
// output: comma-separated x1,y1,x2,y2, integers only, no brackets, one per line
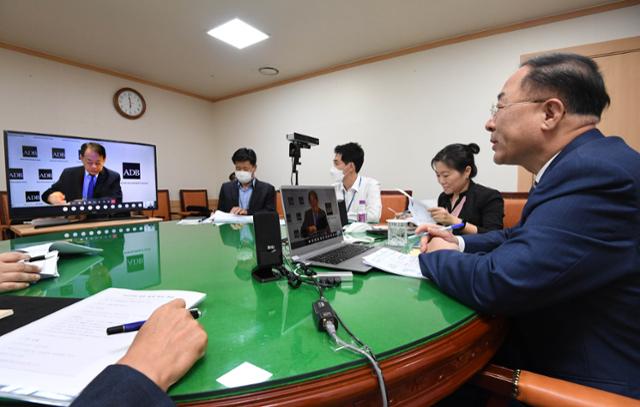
29,250,60,279
394,189,437,225
362,247,426,279
0,288,206,406
211,210,253,224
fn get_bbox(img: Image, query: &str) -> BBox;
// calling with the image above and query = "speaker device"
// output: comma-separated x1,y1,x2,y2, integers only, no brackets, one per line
252,211,283,282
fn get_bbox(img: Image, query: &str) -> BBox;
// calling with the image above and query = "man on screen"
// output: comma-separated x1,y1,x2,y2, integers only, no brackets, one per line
301,190,330,238
42,142,122,205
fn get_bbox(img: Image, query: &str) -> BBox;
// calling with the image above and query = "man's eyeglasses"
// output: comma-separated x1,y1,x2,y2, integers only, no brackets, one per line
490,99,547,117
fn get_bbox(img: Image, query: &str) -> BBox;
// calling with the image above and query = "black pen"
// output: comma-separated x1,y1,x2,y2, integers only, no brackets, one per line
106,308,201,335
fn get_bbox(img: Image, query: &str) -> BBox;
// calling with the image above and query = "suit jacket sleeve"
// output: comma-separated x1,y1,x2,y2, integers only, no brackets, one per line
71,364,174,407
42,167,78,203
419,151,639,316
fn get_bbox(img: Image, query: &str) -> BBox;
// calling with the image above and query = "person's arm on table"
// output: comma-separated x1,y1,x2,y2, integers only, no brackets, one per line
417,182,637,315
0,252,42,293
72,299,208,407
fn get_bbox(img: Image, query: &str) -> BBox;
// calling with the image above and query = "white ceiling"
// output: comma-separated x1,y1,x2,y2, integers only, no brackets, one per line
0,0,618,101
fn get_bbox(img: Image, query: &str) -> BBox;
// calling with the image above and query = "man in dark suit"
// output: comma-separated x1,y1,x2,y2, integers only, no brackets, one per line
418,53,640,398
42,142,122,205
217,148,276,215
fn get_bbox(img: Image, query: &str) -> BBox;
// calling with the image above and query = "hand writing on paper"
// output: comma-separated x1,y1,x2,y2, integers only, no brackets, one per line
0,252,42,293
117,299,208,391
415,224,459,253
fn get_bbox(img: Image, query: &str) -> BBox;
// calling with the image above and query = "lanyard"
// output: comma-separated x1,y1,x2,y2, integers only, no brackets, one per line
343,177,363,212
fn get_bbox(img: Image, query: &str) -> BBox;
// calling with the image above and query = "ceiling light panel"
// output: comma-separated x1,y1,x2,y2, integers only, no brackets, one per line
207,18,269,49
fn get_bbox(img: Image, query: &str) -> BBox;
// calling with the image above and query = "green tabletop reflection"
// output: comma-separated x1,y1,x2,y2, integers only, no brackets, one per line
0,221,475,402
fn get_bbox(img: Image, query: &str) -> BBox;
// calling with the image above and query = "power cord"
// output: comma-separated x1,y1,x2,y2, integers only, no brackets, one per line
281,241,387,405
313,299,388,407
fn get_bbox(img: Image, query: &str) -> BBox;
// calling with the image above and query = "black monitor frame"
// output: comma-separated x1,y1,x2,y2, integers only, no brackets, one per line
3,130,158,222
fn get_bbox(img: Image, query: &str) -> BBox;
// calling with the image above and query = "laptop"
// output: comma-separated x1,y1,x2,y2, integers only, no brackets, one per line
281,185,381,273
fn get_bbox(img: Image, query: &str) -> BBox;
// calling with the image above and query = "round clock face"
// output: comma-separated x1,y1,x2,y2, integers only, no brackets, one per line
114,88,146,119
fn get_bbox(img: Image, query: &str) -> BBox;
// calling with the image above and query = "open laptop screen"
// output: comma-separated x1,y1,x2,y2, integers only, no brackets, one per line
281,186,344,250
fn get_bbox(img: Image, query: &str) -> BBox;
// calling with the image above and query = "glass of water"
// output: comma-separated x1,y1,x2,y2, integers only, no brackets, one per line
387,219,409,247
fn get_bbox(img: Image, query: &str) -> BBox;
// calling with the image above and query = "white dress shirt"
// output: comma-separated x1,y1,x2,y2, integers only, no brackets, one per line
333,175,382,223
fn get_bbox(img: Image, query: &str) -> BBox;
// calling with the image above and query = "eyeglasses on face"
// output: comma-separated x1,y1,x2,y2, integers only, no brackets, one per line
489,99,547,117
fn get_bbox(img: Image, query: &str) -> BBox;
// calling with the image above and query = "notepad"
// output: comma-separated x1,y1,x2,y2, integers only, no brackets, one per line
0,288,206,406
395,189,437,225
362,247,427,279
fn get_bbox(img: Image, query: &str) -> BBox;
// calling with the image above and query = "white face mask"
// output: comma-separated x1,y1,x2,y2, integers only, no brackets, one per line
330,166,344,183
235,170,253,184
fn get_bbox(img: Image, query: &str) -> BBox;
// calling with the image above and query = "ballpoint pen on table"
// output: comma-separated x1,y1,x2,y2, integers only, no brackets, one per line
106,308,201,335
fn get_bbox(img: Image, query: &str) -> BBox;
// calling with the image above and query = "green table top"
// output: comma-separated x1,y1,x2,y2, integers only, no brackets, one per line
0,221,476,402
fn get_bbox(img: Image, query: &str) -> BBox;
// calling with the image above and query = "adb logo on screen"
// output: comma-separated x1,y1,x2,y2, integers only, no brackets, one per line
126,254,145,272
8,168,23,180
39,169,53,180
22,145,38,158
25,191,40,202
52,148,66,159
122,162,141,179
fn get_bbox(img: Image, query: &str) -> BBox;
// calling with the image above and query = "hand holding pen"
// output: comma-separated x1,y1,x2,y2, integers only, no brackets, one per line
414,223,464,253
115,299,208,392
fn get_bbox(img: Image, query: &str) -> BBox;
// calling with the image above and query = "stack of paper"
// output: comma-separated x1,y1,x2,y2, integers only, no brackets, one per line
211,210,253,224
362,247,426,279
0,288,206,406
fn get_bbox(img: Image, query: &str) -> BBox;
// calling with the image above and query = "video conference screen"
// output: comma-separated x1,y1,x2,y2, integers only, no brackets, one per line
4,130,158,220
282,187,343,250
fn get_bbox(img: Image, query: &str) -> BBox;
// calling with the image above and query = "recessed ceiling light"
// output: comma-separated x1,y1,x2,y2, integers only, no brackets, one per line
259,66,279,76
207,18,269,50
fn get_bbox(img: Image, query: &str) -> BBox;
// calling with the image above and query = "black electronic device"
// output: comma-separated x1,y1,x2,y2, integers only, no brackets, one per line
252,211,283,283
3,130,158,223
286,132,318,185
337,199,348,226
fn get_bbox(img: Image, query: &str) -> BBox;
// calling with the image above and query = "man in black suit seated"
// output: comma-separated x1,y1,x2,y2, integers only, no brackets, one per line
301,190,330,238
217,148,276,215
42,142,122,205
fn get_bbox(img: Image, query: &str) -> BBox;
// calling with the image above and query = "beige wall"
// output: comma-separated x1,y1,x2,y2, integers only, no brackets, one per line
0,48,216,198
209,5,640,199
1,5,639,201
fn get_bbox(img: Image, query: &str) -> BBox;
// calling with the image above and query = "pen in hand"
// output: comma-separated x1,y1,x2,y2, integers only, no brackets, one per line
106,308,201,335
411,222,465,238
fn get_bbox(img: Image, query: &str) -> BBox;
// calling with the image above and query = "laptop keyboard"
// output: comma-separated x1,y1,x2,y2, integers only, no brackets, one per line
309,244,372,265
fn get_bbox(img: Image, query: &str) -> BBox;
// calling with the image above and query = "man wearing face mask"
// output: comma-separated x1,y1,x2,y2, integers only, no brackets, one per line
331,142,381,223
217,148,276,215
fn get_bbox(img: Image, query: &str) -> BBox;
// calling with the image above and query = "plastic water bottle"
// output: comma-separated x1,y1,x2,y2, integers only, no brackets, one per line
357,200,367,223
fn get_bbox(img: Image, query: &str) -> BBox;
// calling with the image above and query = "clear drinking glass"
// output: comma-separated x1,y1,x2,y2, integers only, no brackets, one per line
387,219,409,247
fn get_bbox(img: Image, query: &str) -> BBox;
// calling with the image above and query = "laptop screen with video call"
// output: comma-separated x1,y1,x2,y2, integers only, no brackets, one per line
281,186,344,252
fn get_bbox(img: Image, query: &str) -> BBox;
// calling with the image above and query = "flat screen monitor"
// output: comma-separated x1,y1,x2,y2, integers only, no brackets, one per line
3,130,158,221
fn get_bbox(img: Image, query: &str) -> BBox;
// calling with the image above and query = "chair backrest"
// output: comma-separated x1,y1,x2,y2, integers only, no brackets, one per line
153,190,171,220
275,190,284,219
380,190,412,224
502,192,528,228
0,191,10,225
180,189,209,212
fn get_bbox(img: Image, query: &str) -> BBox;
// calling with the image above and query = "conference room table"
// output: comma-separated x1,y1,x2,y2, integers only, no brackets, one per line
0,221,506,406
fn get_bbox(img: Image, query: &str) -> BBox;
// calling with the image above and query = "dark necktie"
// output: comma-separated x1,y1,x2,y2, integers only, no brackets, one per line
87,175,96,199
